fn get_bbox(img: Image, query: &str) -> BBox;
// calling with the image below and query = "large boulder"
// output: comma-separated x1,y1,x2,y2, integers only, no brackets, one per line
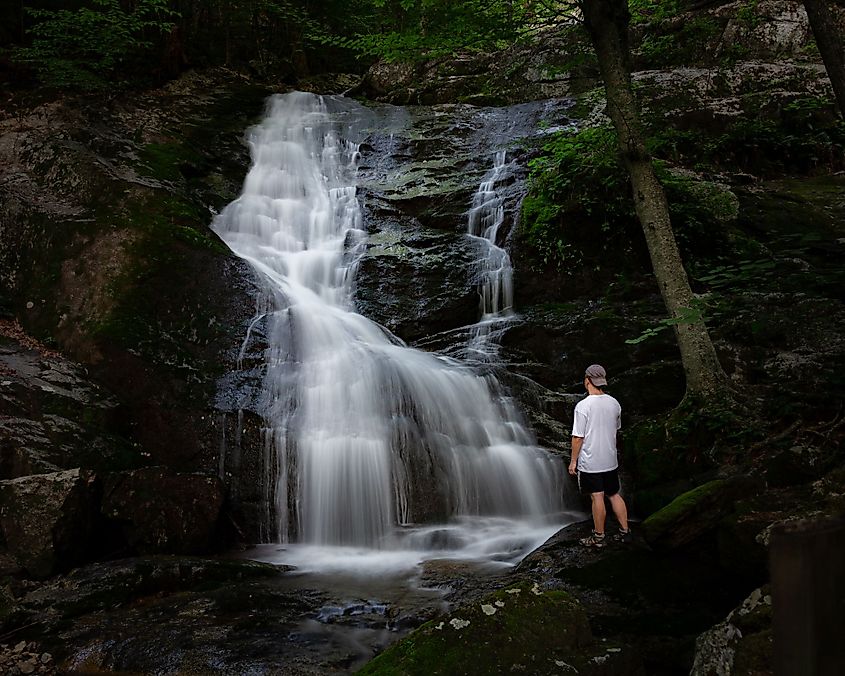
0,468,97,578
358,581,643,675
101,467,224,554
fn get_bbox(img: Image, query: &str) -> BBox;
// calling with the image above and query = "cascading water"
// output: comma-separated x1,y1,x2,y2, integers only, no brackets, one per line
466,150,515,357
214,92,572,572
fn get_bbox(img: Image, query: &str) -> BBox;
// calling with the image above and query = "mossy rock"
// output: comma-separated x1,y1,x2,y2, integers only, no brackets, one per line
357,581,643,675
642,476,758,551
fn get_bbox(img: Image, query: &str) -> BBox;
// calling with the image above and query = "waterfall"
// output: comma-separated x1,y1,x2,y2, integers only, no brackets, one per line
467,150,515,357
213,92,568,565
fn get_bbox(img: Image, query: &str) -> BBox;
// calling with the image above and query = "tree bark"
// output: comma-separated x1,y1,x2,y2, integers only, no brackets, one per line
803,0,845,117
581,0,727,399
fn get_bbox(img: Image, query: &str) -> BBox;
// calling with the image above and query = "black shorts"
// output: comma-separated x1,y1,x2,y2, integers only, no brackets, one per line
578,469,620,496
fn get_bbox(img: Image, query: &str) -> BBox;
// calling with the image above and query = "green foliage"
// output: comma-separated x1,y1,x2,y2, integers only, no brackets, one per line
521,126,636,269
522,126,631,267
647,97,845,174
638,16,721,67
735,0,762,29
783,94,832,116
310,0,532,62
522,124,740,271
629,0,681,24
14,0,178,90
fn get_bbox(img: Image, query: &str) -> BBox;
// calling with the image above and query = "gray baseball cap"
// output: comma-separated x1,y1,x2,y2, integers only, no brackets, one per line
585,364,607,386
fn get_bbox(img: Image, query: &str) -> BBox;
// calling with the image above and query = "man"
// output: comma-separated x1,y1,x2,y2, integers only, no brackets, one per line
568,364,630,548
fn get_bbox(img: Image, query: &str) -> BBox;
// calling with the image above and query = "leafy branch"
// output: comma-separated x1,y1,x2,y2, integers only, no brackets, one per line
625,300,706,344
14,0,178,90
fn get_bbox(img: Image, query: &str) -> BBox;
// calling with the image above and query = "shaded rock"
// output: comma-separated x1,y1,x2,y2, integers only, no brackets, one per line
417,559,514,608
716,0,811,60
0,468,97,578
0,71,267,487
690,586,773,676
102,467,224,554
629,1,833,71
0,323,140,479
358,580,643,675
641,476,759,550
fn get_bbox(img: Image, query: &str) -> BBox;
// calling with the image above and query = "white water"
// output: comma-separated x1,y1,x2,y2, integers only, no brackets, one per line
466,150,515,357
213,92,574,572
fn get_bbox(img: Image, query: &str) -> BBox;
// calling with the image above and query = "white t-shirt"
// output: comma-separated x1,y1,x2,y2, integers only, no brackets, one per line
572,394,621,473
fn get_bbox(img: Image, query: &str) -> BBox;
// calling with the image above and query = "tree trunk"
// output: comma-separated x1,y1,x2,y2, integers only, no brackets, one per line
581,0,727,399
803,0,845,117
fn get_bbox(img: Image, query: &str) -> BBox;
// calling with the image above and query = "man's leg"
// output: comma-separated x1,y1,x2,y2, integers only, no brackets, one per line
608,493,628,531
591,492,606,534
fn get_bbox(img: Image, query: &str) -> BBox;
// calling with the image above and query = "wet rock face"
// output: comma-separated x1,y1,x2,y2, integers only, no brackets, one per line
102,468,224,555
355,213,478,343
213,98,576,538
0,468,97,579
351,100,573,347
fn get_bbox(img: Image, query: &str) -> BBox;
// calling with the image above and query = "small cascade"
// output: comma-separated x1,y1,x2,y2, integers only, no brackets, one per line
213,92,572,570
466,150,515,357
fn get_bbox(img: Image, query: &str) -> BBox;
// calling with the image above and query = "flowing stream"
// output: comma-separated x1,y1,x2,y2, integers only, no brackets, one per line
466,149,515,358
214,92,575,574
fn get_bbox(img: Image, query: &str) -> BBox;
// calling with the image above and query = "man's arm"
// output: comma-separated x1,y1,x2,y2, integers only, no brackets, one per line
569,436,583,476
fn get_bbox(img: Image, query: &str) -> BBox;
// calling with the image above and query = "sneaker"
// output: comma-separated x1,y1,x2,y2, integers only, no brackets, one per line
579,531,607,548
613,527,632,543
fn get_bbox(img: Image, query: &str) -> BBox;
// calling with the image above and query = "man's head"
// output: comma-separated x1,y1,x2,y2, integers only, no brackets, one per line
584,364,607,390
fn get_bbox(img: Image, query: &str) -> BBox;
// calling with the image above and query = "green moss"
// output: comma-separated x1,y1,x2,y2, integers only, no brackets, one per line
357,582,609,675
138,142,207,183
641,479,726,537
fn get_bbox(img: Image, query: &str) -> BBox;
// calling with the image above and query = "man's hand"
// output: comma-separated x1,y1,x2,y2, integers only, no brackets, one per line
569,436,583,477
